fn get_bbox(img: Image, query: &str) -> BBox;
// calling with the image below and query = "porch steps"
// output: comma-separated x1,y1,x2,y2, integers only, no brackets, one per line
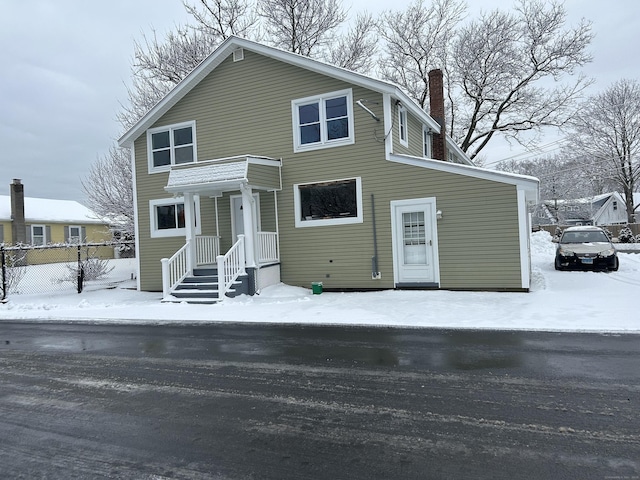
162,266,249,304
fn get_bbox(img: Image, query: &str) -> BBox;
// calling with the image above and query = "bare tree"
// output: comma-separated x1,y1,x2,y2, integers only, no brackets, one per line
183,0,258,39
326,12,378,72
377,0,593,160
377,0,466,108
117,25,221,130
569,79,640,223
257,0,347,56
451,0,593,160
82,145,135,237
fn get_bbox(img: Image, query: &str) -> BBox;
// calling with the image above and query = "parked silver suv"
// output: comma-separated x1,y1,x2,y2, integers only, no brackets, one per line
554,226,619,271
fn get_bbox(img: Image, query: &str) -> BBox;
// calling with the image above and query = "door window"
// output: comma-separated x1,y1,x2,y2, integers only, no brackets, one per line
402,211,427,265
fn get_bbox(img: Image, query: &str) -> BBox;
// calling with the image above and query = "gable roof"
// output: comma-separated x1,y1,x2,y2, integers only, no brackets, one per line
0,195,105,224
118,36,447,150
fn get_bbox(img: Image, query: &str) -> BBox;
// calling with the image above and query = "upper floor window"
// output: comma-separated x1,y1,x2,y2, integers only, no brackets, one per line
292,89,354,152
147,121,196,172
398,105,408,148
149,197,201,238
422,125,432,158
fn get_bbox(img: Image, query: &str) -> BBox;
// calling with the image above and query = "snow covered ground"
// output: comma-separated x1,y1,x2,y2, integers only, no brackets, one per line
0,231,638,332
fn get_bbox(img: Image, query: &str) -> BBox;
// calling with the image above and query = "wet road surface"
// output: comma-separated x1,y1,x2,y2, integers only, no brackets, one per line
0,322,639,479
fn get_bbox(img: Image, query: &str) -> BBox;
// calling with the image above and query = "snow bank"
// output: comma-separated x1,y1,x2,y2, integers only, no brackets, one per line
0,232,637,332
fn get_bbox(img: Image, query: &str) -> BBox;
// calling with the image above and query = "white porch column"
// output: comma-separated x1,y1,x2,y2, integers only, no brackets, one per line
183,192,196,271
240,184,256,268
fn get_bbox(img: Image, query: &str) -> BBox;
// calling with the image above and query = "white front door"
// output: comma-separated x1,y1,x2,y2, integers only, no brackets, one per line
391,199,438,285
231,193,261,240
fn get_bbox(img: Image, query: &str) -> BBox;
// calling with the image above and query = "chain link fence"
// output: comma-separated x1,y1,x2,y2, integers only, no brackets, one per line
1,242,135,301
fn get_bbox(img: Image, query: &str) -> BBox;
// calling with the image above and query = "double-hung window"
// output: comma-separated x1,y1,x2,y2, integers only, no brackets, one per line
293,177,363,228
148,121,196,172
398,105,408,147
149,197,201,238
31,225,46,246
67,225,82,243
292,89,354,152
422,124,432,158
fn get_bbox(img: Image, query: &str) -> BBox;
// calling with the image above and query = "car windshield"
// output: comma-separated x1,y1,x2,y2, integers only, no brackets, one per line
561,231,609,243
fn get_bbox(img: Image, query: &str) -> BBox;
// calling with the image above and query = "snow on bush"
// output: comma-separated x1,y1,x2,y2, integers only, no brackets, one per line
618,227,635,243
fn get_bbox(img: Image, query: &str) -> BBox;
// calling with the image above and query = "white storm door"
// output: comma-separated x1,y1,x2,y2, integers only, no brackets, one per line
392,199,437,284
231,194,261,240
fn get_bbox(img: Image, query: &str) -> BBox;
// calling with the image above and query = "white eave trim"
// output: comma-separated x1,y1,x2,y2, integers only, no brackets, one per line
388,153,539,202
118,35,441,148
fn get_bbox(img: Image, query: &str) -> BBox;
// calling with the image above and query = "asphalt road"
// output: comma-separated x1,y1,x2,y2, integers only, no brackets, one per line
0,322,639,480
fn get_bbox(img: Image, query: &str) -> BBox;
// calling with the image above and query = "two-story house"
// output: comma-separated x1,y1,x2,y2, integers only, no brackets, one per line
118,36,539,302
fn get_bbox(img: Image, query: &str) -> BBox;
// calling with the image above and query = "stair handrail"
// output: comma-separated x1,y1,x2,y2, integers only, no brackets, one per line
216,235,246,300
161,241,192,299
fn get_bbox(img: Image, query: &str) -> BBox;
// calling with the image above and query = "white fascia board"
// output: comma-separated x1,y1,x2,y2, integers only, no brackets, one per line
388,153,539,202
383,93,393,158
517,187,531,290
120,37,399,147
130,145,141,291
445,138,475,166
118,35,446,149
392,91,441,133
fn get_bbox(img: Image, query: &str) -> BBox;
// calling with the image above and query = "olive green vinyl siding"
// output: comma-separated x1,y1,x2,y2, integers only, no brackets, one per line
281,160,522,291
391,103,424,158
133,48,524,291
247,163,281,190
134,49,386,291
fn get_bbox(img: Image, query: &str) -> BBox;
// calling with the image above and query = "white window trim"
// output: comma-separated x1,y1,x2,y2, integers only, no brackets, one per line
149,196,201,238
68,225,82,243
147,120,197,173
293,177,363,228
398,105,408,148
31,224,46,245
422,124,432,159
292,88,355,153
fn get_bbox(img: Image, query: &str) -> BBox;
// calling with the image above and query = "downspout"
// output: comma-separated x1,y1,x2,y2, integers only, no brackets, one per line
371,194,380,279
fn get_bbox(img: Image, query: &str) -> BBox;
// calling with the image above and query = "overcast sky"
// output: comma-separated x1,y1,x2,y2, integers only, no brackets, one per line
1,0,639,203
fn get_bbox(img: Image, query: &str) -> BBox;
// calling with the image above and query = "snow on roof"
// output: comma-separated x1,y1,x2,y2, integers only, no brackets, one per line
166,162,247,190
0,195,106,224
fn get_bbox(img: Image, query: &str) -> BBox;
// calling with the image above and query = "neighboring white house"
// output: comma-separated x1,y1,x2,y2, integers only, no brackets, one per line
533,192,628,226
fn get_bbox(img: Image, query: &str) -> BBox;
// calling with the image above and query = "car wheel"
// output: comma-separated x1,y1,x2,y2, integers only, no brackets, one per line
554,257,563,271
610,257,619,272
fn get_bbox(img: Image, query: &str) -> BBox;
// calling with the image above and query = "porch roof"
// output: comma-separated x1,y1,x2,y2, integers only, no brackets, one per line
165,155,282,196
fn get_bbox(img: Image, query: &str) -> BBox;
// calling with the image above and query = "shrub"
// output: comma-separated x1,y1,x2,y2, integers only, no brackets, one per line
618,227,635,243
2,250,28,295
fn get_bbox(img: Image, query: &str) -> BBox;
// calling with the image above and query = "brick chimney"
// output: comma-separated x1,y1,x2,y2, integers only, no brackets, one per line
428,69,447,161
10,179,26,245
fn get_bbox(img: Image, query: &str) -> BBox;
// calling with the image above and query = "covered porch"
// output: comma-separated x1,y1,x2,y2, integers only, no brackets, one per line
160,155,282,303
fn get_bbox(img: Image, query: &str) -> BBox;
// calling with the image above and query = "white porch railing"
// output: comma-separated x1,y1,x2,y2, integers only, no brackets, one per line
196,235,220,266
161,242,191,298
161,232,276,300
217,235,246,298
257,231,279,264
